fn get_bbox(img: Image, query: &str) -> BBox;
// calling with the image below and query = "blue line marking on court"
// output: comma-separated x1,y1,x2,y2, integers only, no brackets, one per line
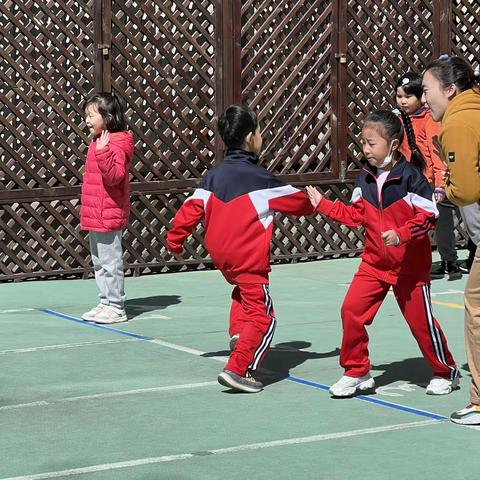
39,308,150,340
40,308,447,421
288,375,447,420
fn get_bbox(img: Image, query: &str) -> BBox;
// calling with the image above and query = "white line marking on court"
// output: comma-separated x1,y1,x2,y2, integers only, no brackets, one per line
430,289,464,297
0,381,218,412
138,315,171,320
146,338,227,363
0,339,137,355
0,308,35,314
0,401,50,411
0,420,439,480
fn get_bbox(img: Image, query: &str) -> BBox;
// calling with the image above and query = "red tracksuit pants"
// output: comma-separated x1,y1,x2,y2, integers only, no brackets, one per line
225,283,276,376
340,269,458,380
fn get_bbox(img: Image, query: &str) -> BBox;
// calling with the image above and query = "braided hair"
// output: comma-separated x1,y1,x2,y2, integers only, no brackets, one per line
397,108,427,173
364,110,426,173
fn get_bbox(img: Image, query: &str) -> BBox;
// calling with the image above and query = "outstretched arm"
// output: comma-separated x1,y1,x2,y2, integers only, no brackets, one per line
166,189,210,254
306,185,364,227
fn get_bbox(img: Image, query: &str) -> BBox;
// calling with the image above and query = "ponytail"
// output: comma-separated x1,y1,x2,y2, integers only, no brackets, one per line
425,56,480,94
397,109,427,173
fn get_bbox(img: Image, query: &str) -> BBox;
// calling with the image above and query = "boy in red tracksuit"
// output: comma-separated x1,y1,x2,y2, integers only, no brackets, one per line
167,105,314,393
307,109,459,398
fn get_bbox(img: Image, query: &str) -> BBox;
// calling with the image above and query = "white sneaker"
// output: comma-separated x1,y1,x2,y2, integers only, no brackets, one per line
425,376,459,395
451,403,480,425
82,303,107,321
329,373,375,397
92,306,128,324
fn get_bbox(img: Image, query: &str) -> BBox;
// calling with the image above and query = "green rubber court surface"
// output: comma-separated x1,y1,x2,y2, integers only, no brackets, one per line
0,255,478,480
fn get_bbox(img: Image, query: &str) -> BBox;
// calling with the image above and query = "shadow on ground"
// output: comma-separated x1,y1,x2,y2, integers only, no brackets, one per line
371,356,468,389
203,341,339,388
125,295,181,319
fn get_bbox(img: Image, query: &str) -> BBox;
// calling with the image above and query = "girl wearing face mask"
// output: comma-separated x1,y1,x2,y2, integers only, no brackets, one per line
423,56,480,425
306,109,458,398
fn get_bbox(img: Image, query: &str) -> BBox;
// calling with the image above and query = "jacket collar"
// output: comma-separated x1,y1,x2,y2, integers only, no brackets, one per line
362,154,407,179
224,148,260,165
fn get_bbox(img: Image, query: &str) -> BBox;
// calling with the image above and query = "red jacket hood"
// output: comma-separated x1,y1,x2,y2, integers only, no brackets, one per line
105,131,135,159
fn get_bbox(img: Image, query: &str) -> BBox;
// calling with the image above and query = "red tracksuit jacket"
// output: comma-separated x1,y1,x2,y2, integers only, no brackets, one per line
316,156,438,284
167,149,314,284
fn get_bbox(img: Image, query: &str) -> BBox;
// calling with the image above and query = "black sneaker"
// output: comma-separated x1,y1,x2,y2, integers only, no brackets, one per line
217,369,263,393
430,261,446,278
446,261,463,280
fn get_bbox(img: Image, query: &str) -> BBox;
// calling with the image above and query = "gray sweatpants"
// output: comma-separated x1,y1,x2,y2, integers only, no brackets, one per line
89,230,125,309
460,203,480,246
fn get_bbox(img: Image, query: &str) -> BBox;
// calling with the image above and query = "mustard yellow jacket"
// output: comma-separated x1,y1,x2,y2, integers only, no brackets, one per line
440,89,480,205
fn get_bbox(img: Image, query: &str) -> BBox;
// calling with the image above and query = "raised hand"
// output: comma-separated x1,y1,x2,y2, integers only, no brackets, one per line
96,130,110,151
306,185,323,208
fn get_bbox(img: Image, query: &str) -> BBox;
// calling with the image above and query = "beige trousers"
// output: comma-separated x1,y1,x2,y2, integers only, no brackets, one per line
464,243,480,404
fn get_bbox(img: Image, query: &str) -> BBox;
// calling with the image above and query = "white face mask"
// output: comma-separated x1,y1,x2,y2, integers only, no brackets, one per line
378,142,395,168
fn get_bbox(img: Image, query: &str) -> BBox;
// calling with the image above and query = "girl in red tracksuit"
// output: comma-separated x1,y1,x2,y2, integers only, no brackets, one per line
306,109,458,398
167,105,314,393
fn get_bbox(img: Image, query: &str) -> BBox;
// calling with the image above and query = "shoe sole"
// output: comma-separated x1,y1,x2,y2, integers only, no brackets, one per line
92,317,128,324
217,372,262,393
451,414,480,425
329,378,375,397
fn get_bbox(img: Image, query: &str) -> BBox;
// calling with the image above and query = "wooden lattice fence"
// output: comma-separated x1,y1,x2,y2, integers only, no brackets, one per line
0,0,479,281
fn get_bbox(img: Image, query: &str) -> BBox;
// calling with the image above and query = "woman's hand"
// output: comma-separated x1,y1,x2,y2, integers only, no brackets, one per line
306,186,323,208
96,130,110,151
381,230,400,246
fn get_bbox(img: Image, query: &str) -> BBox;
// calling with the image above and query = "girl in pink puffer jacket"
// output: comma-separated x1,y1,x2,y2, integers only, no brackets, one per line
80,92,134,324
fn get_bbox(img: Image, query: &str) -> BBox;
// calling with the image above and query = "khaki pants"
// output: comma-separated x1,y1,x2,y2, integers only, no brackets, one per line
465,243,480,404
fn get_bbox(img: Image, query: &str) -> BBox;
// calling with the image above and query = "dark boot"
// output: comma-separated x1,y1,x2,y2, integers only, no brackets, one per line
446,261,462,280
431,261,446,278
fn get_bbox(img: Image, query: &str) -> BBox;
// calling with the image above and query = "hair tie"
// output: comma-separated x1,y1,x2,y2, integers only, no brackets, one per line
401,78,410,85
438,54,449,60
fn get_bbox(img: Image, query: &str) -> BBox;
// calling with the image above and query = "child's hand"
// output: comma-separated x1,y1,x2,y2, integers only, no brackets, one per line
434,188,446,202
96,130,110,151
381,230,400,246
306,186,323,208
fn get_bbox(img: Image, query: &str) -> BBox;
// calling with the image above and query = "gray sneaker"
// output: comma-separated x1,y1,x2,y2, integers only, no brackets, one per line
92,306,128,324
229,334,240,351
217,369,263,393
82,303,107,321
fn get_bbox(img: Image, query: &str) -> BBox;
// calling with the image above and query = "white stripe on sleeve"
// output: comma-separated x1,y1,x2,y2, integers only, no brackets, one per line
249,185,299,228
185,188,212,207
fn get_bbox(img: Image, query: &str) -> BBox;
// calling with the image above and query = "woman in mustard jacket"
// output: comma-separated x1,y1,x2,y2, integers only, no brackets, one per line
423,55,480,425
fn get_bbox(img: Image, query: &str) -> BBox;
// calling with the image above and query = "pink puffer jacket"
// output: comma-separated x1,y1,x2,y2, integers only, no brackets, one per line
80,131,134,232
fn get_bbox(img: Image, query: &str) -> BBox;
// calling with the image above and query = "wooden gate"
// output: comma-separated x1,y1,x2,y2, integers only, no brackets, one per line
1,0,479,281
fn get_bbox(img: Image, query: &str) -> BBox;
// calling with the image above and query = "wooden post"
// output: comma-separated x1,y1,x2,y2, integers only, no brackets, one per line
433,0,452,58
331,0,348,181
93,0,112,92
215,0,242,163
